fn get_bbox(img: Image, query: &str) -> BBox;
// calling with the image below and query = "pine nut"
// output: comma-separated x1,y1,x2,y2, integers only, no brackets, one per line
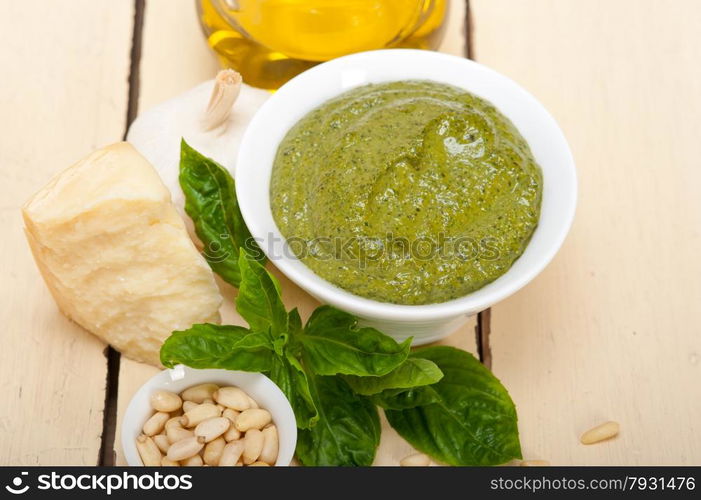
182,401,198,413
150,390,182,413
166,426,194,444
181,455,204,466
153,434,170,454
214,387,251,411
400,452,431,466
181,403,221,428
167,436,205,461
247,395,259,409
202,398,214,405
181,383,219,403
222,408,240,423
161,457,180,467
195,417,230,442
521,460,550,466
165,416,183,430
203,437,226,466
580,421,619,444
235,408,272,432
142,411,169,436
135,434,162,466
243,429,264,464
249,461,270,466
219,440,245,466
259,425,279,465
224,424,241,442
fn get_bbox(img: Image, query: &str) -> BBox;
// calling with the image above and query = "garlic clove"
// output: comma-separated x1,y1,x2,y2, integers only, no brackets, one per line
202,69,242,131
126,72,270,239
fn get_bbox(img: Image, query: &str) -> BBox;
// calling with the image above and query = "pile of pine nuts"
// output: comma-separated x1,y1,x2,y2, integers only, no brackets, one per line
135,383,279,466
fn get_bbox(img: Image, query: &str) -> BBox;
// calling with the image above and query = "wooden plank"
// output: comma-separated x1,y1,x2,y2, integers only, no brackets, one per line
0,0,134,465
439,0,468,57
471,0,701,464
114,0,473,465
136,0,220,114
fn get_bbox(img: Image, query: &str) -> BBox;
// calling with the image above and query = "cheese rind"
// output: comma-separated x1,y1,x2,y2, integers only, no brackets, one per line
23,142,222,366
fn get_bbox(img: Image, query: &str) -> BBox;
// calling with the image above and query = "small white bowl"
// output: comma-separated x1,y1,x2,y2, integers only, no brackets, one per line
122,365,297,466
236,49,577,344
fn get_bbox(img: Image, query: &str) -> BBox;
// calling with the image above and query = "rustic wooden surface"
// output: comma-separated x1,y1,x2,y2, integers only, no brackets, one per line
1,0,699,466
471,0,701,465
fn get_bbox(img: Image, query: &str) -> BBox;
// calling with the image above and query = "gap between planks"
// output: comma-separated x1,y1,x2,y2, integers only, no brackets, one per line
98,0,145,467
464,0,493,369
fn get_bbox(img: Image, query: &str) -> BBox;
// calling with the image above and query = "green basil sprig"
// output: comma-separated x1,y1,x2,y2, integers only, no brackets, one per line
179,139,264,287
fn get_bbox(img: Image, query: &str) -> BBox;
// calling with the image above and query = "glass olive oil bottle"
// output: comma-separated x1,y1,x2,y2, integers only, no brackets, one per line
197,0,448,89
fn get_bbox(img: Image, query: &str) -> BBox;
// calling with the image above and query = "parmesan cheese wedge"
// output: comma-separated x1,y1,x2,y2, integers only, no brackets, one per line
22,142,222,365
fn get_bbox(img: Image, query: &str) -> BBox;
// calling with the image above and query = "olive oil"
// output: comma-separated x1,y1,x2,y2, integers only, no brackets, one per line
197,0,448,89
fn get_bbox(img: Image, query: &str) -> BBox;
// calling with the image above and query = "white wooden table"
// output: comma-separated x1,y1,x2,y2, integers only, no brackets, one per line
1,0,699,465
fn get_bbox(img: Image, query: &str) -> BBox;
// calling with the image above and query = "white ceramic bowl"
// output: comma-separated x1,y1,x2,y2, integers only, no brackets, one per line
122,365,297,466
236,49,577,344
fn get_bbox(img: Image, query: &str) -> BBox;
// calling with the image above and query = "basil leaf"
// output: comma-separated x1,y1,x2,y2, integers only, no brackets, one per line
179,139,264,287
384,346,522,466
296,373,380,466
287,308,303,336
344,358,443,396
160,324,275,372
372,385,441,410
285,308,304,356
268,353,318,429
236,251,287,335
300,305,411,376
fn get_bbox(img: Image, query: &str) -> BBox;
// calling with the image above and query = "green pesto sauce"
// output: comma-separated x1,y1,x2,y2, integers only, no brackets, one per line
270,80,542,305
